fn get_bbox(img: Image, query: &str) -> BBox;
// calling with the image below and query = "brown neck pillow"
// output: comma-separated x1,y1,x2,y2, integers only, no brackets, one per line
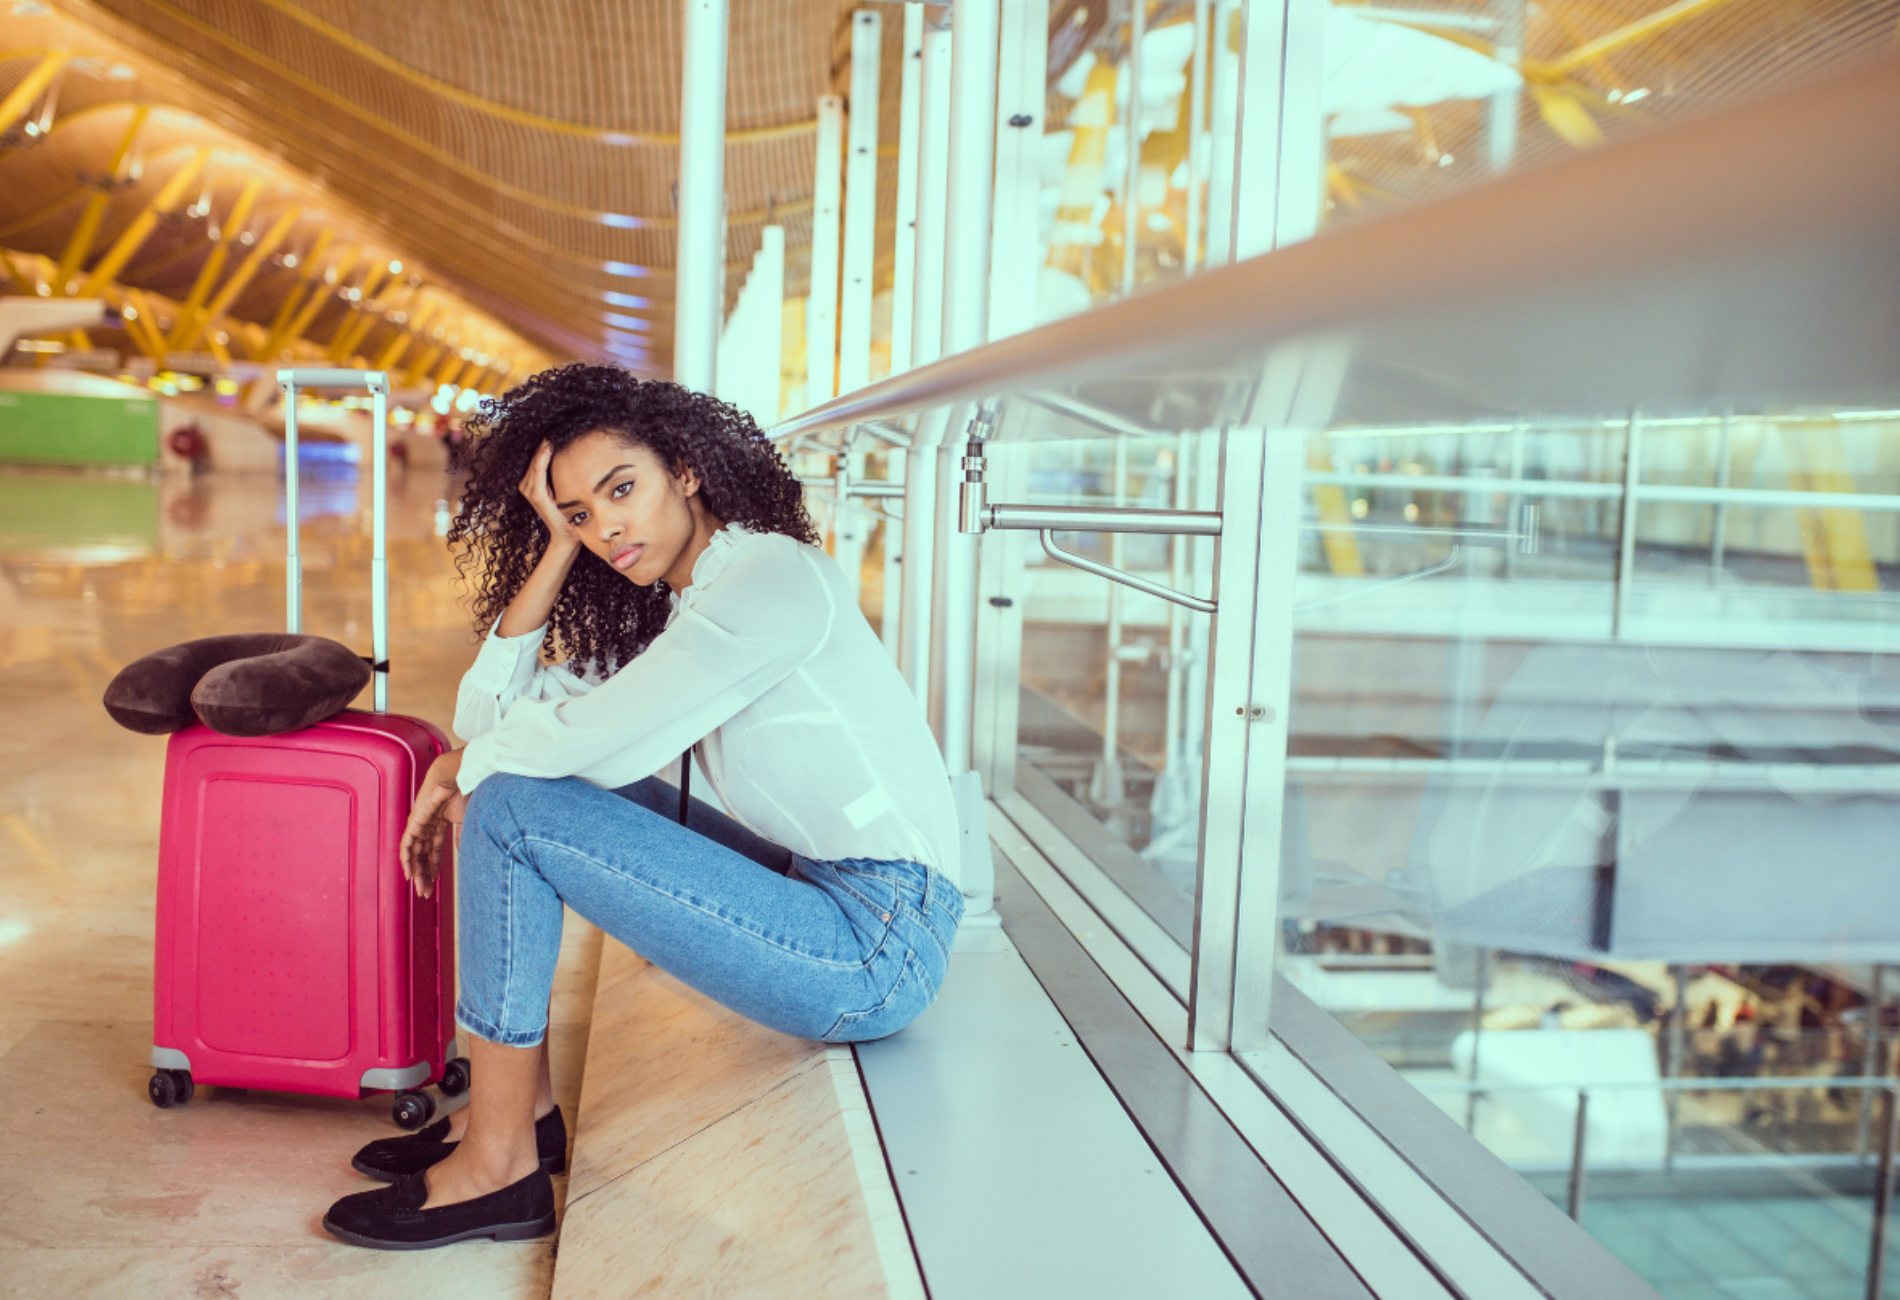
103,633,373,737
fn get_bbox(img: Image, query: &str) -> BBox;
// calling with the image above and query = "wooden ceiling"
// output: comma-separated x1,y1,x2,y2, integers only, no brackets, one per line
11,0,865,376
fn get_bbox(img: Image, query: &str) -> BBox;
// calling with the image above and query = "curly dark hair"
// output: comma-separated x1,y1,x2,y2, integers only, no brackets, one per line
447,363,818,677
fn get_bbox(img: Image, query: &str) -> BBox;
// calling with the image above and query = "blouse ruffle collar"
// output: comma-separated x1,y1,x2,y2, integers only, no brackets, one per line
668,523,752,617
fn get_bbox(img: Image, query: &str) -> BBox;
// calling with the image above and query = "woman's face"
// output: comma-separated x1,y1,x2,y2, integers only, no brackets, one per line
548,429,711,588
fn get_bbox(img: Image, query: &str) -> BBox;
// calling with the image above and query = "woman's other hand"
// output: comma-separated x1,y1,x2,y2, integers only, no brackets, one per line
401,748,468,898
519,441,581,554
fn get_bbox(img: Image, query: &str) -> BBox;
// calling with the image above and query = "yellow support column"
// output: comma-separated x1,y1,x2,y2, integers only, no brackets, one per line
168,178,262,350
178,206,299,352
80,149,209,296
0,51,70,137
1307,438,1367,576
273,249,360,360
53,106,149,295
402,344,444,391
1782,423,1879,593
324,264,390,360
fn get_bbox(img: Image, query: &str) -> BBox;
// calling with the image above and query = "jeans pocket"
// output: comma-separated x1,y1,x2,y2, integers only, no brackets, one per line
823,949,932,1043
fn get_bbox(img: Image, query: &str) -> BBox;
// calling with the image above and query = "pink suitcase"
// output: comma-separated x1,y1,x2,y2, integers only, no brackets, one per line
146,368,465,1129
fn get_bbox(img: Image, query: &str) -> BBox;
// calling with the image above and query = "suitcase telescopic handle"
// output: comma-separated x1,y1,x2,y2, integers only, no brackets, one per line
277,368,391,715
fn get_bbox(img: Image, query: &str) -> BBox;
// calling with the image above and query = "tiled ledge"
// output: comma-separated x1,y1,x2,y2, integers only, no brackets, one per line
550,939,924,1300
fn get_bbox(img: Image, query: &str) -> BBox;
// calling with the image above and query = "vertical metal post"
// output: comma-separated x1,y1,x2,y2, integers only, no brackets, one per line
1860,966,1887,1159
1867,1085,1896,1300
1204,0,1239,266
807,95,844,406
1467,946,1488,1132
283,386,302,634
369,375,389,714
1230,0,1327,261
899,13,952,701
891,3,925,376
675,0,729,394
973,441,1029,796
1486,0,1523,173
1568,1090,1590,1222
1093,439,1130,811
1122,0,1145,296
1186,428,1270,1051
932,0,1000,772
1186,0,1211,273
840,10,881,394
834,15,882,612
1613,410,1642,640
1665,962,1687,1171
943,0,998,358
1710,411,1733,580
990,0,1049,342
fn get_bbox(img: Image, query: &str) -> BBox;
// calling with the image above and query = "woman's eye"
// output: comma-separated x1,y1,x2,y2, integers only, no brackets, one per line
568,512,587,527
611,481,633,499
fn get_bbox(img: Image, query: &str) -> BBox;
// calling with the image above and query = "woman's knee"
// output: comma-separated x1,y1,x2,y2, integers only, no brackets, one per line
462,772,562,847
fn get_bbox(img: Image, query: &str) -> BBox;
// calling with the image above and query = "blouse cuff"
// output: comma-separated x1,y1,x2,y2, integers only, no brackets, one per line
456,733,494,795
475,618,548,702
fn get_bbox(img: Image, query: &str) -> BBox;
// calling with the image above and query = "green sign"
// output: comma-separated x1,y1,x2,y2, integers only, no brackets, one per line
0,389,160,466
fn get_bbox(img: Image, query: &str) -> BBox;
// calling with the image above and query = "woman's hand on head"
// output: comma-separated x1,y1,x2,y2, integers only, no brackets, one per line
401,748,468,899
519,440,581,554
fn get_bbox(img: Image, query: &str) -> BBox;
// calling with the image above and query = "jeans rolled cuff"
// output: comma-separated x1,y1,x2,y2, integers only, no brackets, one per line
455,1000,547,1049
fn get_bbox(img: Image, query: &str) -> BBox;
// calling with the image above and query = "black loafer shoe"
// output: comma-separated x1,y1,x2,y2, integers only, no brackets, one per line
322,1167,556,1250
352,1106,569,1181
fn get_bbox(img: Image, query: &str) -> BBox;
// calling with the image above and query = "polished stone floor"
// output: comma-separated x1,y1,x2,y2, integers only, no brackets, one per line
0,463,604,1297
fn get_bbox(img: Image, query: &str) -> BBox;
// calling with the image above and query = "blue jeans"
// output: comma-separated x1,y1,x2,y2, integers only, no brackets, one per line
454,773,962,1047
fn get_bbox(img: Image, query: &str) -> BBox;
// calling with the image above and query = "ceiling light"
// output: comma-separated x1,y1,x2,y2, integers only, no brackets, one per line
603,261,652,277
604,312,650,332
599,214,647,230
283,253,298,268
1622,88,1650,103
387,260,402,274
604,291,650,310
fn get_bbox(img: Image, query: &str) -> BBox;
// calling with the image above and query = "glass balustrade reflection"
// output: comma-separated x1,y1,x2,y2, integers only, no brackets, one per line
1266,411,1900,1300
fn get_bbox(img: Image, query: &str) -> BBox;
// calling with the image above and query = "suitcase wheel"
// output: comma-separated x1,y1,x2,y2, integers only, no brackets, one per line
148,1069,193,1109
392,1090,437,1131
439,1057,471,1098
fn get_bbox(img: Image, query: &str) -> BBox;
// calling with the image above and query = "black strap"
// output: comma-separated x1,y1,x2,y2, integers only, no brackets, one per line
359,656,391,672
678,749,691,825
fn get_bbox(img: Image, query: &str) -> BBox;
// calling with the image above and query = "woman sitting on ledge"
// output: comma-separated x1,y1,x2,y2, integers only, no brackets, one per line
322,363,963,1251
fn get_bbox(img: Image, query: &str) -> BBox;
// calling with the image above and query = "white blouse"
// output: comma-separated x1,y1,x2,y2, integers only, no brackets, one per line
454,525,961,874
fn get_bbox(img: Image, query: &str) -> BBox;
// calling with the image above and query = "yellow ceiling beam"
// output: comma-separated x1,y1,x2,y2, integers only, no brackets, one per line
53,106,150,295
371,331,412,374
121,288,170,363
329,307,380,364
80,147,208,297
168,177,263,349
1535,0,1737,80
0,50,69,137
179,205,300,352
402,343,444,391
323,263,390,359
251,228,335,353
268,247,359,360
433,351,468,389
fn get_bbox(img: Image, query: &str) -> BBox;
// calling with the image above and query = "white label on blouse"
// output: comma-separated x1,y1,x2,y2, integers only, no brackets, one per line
843,786,892,830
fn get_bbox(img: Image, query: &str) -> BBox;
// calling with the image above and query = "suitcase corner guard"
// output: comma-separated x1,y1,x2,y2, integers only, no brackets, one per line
151,1046,192,1071
360,1062,433,1091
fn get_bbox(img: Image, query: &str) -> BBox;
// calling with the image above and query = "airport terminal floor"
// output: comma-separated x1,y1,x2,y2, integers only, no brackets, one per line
2,1,1899,1298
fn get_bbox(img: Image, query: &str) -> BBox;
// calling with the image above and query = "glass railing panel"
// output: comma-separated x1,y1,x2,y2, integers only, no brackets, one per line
1012,429,1218,940
1269,412,1900,1299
